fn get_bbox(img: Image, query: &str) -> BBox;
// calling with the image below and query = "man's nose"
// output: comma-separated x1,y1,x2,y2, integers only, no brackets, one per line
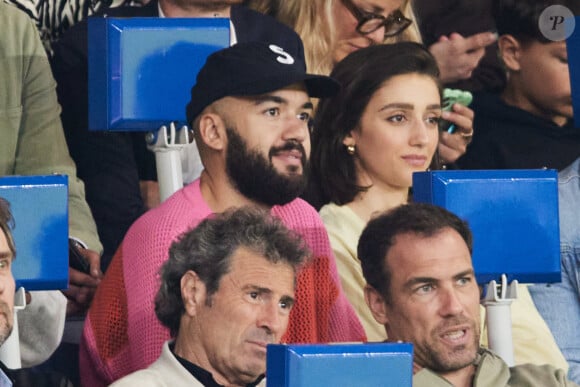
439,287,465,317
257,302,287,336
281,115,308,143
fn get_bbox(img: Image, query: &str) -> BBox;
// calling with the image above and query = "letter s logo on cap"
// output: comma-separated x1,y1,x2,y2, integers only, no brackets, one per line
269,44,295,65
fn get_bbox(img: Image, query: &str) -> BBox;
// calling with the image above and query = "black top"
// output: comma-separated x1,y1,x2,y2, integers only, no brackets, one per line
456,92,580,171
0,361,73,387
171,343,264,387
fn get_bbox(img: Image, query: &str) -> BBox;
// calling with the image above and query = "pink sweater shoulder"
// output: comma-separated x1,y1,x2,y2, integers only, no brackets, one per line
81,181,210,386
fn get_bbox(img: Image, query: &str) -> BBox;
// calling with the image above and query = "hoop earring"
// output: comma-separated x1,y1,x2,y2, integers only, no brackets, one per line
346,144,356,155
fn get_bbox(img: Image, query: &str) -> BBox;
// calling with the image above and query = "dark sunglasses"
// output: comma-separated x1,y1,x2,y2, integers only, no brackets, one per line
340,0,413,38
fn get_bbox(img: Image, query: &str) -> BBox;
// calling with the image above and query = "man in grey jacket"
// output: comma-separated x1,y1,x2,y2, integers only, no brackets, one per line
358,203,578,387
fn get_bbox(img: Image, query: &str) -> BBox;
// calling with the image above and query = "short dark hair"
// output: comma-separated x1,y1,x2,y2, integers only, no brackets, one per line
310,42,441,206
493,0,580,44
0,198,16,258
357,203,472,302
155,206,310,336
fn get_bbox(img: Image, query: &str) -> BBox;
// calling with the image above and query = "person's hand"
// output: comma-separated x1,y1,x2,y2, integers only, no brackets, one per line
438,103,475,164
429,31,497,84
63,248,102,316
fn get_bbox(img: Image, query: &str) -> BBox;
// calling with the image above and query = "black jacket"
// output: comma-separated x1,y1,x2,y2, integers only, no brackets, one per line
456,92,580,171
0,362,73,387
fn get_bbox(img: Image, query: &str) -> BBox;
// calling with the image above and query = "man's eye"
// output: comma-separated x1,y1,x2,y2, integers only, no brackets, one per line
297,112,310,121
457,277,472,286
0,260,10,270
279,299,294,313
416,284,434,294
265,107,280,117
249,292,259,299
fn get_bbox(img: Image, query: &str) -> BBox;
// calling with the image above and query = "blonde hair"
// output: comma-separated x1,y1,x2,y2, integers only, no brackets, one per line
247,0,423,76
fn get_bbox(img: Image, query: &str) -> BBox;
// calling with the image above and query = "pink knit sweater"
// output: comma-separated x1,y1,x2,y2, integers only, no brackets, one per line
80,179,365,386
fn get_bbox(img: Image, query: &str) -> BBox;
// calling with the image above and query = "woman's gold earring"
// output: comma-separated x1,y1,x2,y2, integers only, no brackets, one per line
346,144,356,155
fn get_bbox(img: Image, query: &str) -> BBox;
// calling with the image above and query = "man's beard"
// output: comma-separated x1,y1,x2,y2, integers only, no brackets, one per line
0,302,13,346
417,316,479,373
225,127,308,206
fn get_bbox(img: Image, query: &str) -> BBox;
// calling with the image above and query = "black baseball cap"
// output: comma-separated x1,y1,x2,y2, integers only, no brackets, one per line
185,42,340,124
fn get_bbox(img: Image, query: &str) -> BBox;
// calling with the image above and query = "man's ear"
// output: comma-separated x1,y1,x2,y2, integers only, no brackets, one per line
181,270,206,316
198,113,226,151
497,34,522,72
364,285,389,325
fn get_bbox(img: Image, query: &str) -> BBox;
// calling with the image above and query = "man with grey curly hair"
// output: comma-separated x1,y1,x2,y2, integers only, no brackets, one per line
112,207,309,386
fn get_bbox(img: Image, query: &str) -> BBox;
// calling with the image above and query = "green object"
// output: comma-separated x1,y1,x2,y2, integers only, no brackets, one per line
442,88,473,110
441,88,473,133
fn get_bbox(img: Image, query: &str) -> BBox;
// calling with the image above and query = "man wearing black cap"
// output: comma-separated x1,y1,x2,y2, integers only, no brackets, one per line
80,42,366,386
51,0,306,274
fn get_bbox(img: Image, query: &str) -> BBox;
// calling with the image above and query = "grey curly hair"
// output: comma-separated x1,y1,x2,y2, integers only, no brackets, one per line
155,206,310,336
